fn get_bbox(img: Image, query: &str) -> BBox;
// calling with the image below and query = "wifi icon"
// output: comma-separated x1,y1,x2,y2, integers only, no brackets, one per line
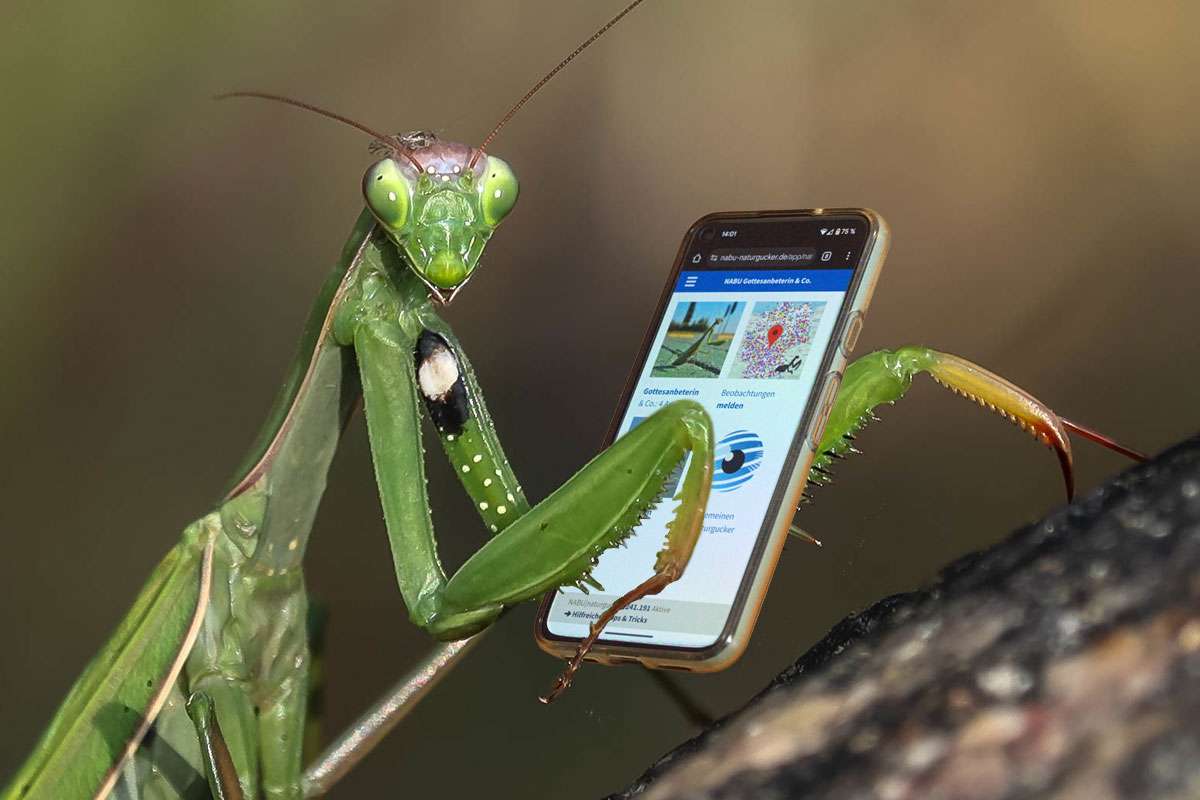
819,228,828,235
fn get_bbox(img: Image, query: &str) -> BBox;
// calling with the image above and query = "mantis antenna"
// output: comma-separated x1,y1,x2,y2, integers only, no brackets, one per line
217,0,647,172
468,0,648,167
214,90,426,171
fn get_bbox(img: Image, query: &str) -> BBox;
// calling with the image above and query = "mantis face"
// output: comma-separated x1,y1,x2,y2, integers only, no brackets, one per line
363,136,518,300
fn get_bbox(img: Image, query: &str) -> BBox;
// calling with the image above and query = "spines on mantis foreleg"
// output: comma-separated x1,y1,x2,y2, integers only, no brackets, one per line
558,456,682,595
440,402,707,616
539,401,714,703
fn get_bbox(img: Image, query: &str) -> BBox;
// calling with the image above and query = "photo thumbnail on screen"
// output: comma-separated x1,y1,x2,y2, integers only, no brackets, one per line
651,301,745,378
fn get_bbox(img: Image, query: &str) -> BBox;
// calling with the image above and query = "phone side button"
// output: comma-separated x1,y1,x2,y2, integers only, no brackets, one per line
841,312,864,357
808,372,842,449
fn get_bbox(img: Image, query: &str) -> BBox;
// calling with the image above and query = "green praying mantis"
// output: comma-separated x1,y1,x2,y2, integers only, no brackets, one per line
2,3,1147,799
667,316,726,370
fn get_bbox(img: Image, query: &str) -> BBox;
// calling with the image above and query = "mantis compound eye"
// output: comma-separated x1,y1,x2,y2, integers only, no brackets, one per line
362,158,412,232
478,155,518,227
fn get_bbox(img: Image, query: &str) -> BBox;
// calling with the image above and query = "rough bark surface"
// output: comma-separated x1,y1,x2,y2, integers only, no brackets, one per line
611,434,1200,800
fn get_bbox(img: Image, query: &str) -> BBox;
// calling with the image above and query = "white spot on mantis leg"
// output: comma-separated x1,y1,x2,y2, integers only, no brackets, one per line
479,502,489,511
288,538,298,551
461,464,470,473
493,189,503,199
418,347,460,401
507,492,515,503
387,191,397,202
472,454,482,463
483,478,493,487
497,505,507,515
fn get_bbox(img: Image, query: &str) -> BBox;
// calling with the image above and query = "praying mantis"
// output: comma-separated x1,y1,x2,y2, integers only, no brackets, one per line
0,2,1164,799
666,316,727,371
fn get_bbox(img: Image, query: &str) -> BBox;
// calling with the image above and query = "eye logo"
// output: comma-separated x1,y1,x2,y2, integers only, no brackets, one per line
712,430,764,492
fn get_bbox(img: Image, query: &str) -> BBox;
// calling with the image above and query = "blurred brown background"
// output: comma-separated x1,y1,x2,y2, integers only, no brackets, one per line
2,1,1198,797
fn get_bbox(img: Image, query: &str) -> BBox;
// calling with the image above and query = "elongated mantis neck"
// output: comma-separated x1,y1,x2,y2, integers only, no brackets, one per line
222,211,433,573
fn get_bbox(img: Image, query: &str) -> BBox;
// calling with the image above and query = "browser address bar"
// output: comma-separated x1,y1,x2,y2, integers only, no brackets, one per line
707,246,818,265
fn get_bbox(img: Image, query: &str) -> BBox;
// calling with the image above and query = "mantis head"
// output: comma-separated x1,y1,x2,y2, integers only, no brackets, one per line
220,0,644,305
362,136,517,301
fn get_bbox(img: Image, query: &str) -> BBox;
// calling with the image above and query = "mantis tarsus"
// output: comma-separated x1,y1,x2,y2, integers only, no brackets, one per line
2,2,1145,799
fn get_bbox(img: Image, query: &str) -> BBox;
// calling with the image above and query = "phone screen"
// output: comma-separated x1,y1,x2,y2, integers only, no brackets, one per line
544,214,871,650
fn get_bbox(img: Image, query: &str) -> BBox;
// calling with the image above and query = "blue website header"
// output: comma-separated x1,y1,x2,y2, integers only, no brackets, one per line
673,269,853,293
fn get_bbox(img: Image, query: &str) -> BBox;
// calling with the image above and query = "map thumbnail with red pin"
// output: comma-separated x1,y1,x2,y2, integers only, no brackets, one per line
731,301,827,379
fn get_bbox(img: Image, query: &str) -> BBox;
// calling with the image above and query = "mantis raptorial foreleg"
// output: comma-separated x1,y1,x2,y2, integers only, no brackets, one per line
336,260,714,699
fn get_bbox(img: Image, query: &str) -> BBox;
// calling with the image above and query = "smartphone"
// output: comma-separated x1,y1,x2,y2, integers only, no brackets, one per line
534,209,889,671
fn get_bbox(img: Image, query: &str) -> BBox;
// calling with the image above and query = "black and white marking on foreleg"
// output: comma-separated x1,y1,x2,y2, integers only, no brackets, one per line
414,329,470,435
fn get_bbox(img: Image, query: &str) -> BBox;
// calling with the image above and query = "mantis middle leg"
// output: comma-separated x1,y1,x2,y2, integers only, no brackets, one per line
809,345,1143,505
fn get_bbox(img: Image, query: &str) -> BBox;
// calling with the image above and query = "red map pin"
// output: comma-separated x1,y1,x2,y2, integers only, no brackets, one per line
767,323,784,346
